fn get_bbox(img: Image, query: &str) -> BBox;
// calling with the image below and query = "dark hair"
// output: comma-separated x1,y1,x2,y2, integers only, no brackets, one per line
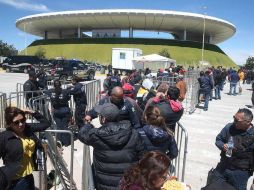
167,86,180,101
5,107,25,127
120,151,170,190
199,71,204,76
53,79,62,96
144,106,173,136
238,108,253,122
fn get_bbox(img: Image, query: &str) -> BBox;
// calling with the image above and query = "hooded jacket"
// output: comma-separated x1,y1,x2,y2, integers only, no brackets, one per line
138,125,178,159
78,120,145,190
151,99,183,132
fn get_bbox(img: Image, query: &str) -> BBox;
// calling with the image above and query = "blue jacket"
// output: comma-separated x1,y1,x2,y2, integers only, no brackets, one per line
138,125,178,159
198,75,213,93
229,72,239,83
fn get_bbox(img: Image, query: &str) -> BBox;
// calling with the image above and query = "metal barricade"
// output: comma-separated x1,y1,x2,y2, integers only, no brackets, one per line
43,129,78,190
0,92,7,129
173,121,188,182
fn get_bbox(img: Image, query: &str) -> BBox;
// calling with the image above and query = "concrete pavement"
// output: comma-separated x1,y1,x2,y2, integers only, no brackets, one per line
182,82,253,189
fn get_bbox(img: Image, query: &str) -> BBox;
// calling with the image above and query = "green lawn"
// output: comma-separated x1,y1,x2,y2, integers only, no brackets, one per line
21,38,237,68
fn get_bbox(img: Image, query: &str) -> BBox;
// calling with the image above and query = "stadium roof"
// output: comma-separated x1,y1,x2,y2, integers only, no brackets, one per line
16,9,236,44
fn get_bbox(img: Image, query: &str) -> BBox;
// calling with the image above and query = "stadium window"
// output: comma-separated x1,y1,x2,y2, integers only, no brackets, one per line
120,52,126,59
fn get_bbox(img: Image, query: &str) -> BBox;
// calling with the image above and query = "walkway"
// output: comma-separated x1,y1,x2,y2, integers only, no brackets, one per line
181,82,253,189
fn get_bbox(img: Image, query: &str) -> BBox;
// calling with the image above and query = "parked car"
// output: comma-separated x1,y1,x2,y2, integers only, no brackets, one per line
3,55,41,73
45,59,96,81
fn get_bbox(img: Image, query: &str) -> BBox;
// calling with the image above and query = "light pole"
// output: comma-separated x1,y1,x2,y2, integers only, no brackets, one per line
201,6,207,64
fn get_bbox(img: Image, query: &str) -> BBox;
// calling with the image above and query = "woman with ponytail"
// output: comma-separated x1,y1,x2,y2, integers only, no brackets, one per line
138,105,178,160
120,151,171,190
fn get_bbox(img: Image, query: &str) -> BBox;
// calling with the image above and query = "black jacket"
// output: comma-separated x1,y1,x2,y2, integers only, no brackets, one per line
152,100,183,132
68,82,87,105
138,125,178,159
78,120,145,190
87,97,141,129
45,88,71,109
0,112,50,189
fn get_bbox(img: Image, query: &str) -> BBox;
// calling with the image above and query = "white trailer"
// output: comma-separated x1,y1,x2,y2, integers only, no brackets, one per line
112,48,142,73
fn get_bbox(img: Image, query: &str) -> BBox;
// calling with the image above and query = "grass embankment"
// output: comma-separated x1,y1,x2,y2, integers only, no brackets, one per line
21,38,236,68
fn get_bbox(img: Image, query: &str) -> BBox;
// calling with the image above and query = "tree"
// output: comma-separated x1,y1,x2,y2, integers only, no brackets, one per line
0,40,18,56
34,47,46,59
158,48,171,58
245,56,254,70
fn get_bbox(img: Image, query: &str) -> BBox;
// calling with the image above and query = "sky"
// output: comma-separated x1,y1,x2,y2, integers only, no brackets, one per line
0,0,253,65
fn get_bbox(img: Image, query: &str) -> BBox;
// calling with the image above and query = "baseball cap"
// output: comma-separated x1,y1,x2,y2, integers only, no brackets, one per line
94,103,120,122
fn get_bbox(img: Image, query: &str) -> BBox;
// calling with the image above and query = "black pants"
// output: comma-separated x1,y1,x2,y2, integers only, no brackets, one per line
53,107,71,146
75,104,86,128
9,174,35,190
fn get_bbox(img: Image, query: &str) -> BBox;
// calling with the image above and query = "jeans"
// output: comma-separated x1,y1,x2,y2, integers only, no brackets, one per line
10,174,35,190
220,79,226,91
229,83,237,95
215,85,221,99
204,92,210,109
53,108,71,146
223,169,250,190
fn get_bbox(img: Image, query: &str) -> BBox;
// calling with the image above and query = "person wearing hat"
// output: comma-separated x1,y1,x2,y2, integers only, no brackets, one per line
23,71,43,108
85,86,141,129
78,103,145,190
122,83,143,122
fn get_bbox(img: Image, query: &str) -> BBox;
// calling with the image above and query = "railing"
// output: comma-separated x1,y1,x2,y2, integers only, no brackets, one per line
0,92,7,128
173,122,188,182
149,71,200,114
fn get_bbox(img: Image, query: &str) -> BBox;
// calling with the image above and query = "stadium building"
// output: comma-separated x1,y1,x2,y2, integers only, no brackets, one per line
16,9,236,66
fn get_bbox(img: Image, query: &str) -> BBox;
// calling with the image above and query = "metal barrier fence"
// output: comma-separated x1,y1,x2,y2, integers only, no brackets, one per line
43,129,77,190
0,92,7,128
173,122,188,182
149,71,200,114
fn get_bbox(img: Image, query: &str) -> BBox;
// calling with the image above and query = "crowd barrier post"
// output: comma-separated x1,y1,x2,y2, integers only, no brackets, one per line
173,122,188,182
0,92,7,129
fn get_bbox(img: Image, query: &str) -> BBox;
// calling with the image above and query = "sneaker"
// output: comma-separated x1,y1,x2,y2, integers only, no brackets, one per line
203,108,208,111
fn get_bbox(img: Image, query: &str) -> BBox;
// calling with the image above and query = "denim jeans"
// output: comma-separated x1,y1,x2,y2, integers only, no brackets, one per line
204,92,210,109
10,174,35,190
215,85,221,99
223,169,250,190
229,83,237,95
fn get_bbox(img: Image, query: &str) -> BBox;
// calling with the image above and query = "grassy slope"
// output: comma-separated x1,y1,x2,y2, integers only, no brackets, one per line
22,38,237,68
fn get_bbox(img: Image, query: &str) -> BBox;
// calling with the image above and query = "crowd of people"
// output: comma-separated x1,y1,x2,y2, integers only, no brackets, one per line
197,66,254,111
0,65,254,190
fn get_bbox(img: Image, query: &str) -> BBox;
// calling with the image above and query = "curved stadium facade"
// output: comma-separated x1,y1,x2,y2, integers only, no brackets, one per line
16,9,237,66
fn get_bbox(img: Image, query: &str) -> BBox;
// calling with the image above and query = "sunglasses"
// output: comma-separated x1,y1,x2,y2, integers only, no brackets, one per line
13,118,26,125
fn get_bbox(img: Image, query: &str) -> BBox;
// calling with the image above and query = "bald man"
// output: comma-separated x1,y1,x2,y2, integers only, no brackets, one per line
85,86,141,129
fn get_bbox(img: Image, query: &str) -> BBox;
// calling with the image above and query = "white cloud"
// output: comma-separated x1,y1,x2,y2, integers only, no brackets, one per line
0,0,50,12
